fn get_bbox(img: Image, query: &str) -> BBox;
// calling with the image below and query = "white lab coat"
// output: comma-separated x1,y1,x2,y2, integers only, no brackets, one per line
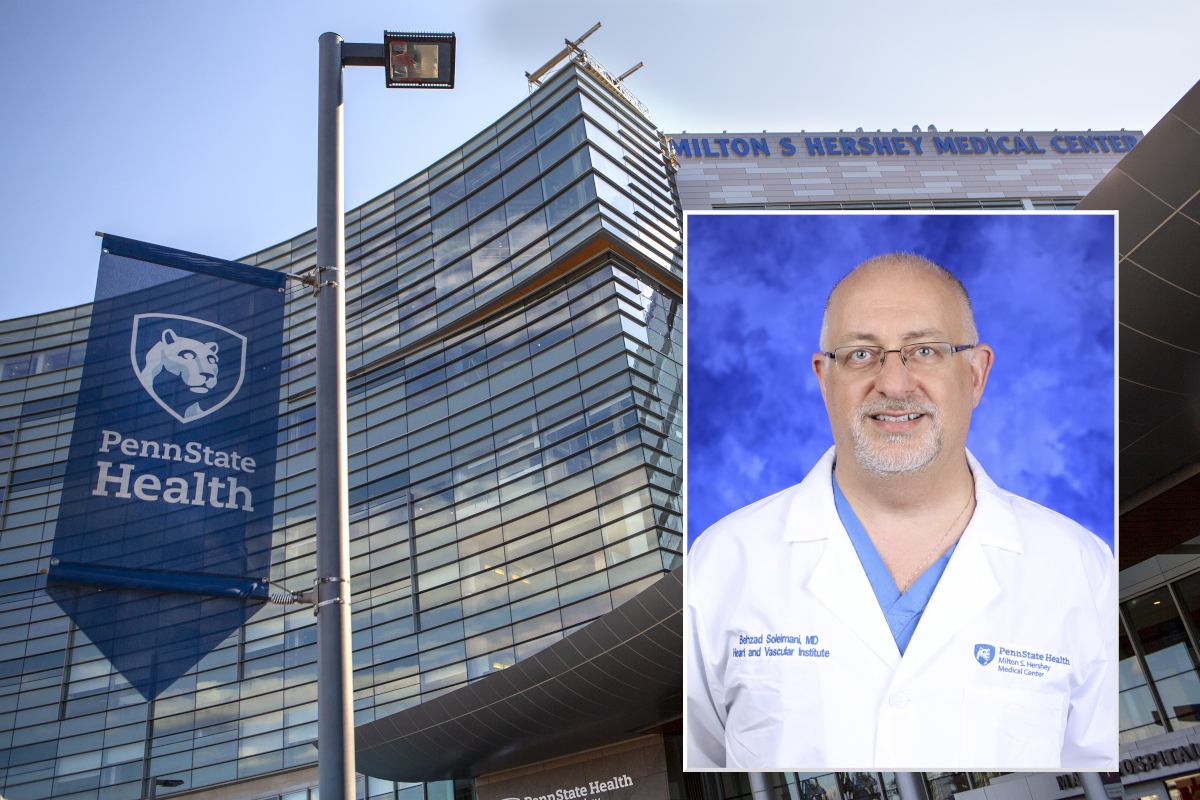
686,447,1114,770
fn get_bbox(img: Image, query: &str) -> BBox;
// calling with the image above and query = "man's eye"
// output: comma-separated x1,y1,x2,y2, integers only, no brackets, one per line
915,347,934,357
850,350,872,360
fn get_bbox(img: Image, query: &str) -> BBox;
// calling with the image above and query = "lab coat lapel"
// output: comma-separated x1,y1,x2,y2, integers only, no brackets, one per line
785,448,902,671
897,453,1022,673
898,517,1001,673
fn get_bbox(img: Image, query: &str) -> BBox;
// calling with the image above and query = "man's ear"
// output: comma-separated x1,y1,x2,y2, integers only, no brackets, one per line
969,344,995,407
813,351,831,403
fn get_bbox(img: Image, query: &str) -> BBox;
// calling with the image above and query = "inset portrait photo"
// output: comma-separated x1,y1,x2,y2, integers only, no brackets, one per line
683,212,1116,770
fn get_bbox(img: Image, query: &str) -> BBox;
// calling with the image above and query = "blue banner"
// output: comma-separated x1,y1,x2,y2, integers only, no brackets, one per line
46,235,286,700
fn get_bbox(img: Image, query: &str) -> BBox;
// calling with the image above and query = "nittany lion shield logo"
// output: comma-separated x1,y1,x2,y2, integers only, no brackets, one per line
974,644,995,666
130,313,247,424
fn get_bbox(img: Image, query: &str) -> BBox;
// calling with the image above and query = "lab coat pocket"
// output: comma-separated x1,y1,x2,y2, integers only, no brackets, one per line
960,684,1065,768
724,659,829,768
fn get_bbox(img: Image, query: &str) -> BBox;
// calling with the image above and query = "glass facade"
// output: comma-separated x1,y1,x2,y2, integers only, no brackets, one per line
1120,572,1200,744
0,63,682,800
688,772,1007,800
1167,772,1200,800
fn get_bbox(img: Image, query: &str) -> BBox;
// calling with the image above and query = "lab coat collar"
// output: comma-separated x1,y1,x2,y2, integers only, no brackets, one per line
779,446,1026,671
896,449,1025,673
784,447,901,668
962,449,1025,555
781,447,839,544
781,446,1025,556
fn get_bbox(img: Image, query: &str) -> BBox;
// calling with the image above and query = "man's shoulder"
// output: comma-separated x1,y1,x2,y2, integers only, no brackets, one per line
996,487,1111,565
689,481,806,565
986,486,1114,633
969,450,1110,564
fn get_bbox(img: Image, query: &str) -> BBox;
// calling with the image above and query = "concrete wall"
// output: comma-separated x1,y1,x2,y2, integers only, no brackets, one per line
474,736,668,800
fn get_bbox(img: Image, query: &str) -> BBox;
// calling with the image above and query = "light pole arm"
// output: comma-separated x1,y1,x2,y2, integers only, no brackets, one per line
341,43,384,66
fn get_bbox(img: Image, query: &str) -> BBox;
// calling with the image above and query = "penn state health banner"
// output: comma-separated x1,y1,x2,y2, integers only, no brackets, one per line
45,234,286,699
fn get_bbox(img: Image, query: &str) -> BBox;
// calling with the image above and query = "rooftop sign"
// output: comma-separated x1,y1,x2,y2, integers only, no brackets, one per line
666,131,1140,159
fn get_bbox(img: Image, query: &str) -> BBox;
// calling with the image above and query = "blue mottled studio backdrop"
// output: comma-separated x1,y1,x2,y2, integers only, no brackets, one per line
686,213,1115,551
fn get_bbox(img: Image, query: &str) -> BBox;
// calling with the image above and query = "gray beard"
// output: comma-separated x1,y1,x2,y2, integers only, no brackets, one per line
850,398,944,477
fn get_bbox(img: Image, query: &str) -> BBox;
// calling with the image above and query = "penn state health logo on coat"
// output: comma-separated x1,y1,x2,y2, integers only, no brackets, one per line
974,643,996,666
130,313,247,424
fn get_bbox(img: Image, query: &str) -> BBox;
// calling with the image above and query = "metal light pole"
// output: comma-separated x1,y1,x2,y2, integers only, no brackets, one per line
312,30,454,800
894,773,930,800
315,31,354,800
748,773,772,800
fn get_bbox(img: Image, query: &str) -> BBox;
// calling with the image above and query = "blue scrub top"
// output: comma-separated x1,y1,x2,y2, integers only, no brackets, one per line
832,473,957,655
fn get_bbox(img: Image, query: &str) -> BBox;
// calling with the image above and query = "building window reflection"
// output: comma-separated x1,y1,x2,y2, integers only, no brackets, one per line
712,773,1004,800
925,773,971,800
799,775,842,800
1167,772,1200,800
0,341,86,381
1123,587,1200,734
838,773,883,800
1121,618,1168,742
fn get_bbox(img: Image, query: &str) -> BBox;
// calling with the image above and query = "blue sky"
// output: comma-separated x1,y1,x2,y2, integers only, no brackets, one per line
0,1,1196,320
686,213,1115,550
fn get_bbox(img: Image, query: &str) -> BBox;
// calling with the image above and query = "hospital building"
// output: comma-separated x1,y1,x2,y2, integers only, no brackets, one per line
0,36,1178,800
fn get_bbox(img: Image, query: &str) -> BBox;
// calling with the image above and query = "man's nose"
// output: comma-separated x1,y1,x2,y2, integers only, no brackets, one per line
873,350,919,395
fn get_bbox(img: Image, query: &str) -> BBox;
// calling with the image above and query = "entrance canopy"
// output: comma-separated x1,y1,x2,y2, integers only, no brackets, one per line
1079,79,1200,569
354,568,682,781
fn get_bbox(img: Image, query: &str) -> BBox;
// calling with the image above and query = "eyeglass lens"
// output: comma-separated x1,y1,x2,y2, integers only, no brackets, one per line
834,343,957,373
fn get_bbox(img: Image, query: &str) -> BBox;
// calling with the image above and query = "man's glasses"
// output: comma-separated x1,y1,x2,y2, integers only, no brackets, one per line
824,342,975,374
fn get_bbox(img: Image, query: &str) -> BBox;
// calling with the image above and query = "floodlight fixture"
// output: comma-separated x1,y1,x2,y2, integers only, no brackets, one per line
383,31,455,88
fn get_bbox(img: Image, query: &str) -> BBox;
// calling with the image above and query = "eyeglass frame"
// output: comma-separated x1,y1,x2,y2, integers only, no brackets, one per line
822,342,976,374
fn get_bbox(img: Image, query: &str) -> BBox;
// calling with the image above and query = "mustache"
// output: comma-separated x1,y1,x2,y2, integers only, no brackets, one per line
857,397,938,419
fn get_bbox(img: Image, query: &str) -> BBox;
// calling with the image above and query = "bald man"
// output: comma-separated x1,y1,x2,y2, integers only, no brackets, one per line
685,253,1114,769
